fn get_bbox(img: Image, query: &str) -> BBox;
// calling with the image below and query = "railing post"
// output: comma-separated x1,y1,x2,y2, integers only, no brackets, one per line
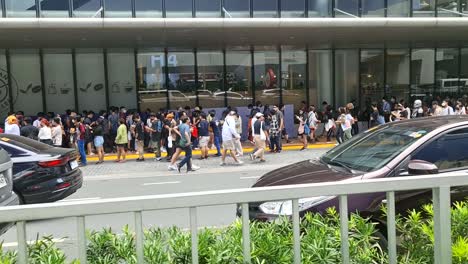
16,221,27,264
135,211,145,264
190,207,198,264
292,199,301,264
433,187,452,264
339,195,349,264
77,216,87,264
241,203,251,263
386,191,397,264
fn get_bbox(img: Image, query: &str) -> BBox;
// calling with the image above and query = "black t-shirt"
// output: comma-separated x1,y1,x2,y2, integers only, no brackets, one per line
135,121,145,140
20,125,39,140
253,120,264,135
151,120,163,141
198,120,209,137
93,125,103,136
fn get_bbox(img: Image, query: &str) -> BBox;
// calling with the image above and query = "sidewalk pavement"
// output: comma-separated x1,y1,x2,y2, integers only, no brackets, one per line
86,140,336,162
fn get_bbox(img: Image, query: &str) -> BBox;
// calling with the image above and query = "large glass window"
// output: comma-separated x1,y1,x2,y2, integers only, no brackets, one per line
412,0,435,17
43,50,75,114
196,0,221,17
309,50,333,108
107,50,137,110
5,0,36,17
10,50,43,116
309,0,332,17
387,0,410,17
386,49,410,103
0,51,9,120
361,0,385,16
40,0,69,17
335,49,359,109
197,51,224,108
137,50,166,112
334,0,359,17
435,48,460,98
165,0,193,17
73,0,101,17
411,49,435,106
281,48,306,111
75,49,106,113
135,0,163,17
223,0,250,17
281,0,305,17
226,50,253,108
361,50,385,109
253,0,278,17
167,51,196,109
437,0,459,16
104,0,132,17
254,48,280,107
463,0,468,14
460,48,468,97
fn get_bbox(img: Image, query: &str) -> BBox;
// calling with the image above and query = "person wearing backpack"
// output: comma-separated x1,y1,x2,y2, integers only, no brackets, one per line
148,113,163,161
133,114,145,162
108,107,120,153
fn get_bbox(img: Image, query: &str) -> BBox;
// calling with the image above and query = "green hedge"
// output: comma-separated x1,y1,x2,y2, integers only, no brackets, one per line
2,201,468,264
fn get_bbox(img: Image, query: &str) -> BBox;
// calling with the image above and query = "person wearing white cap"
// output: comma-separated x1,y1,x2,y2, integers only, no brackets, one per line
220,111,243,165
249,112,268,162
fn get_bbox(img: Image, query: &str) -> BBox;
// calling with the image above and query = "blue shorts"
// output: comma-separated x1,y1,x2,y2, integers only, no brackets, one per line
94,136,104,148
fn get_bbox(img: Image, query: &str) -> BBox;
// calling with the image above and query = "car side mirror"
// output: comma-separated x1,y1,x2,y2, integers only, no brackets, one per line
408,160,439,175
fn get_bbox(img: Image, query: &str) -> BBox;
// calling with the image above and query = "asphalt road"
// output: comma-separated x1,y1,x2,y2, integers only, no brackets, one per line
0,148,328,258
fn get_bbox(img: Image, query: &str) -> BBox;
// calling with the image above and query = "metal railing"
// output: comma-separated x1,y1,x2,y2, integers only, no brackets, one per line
1,173,467,264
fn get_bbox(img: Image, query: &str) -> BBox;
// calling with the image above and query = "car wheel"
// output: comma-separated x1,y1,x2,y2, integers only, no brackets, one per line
374,230,388,250
14,191,25,205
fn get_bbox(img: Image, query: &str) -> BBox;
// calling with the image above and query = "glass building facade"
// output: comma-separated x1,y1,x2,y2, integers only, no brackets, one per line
0,0,468,120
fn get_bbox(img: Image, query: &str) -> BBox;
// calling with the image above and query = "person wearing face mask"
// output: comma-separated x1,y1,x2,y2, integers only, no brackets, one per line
133,114,145,162
441,100,454,116
412,100,425,118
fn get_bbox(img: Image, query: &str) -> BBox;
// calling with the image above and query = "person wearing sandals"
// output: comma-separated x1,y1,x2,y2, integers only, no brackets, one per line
93,117,105,164
115,118,128,163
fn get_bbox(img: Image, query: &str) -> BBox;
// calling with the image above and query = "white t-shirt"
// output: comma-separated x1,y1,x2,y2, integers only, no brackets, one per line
51,126,63,146
5,124,20,136
38,126,52,140
222,115,240,141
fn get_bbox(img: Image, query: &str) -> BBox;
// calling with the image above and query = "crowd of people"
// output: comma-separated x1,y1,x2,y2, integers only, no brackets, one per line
1,95,465,171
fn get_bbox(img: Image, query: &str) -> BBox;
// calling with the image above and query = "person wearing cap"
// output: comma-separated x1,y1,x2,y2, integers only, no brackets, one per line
38,119,53,145
5,115,20,136
220,111,243,166
249,112,268,162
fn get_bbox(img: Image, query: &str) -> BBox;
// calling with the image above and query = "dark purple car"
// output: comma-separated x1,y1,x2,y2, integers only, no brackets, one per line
245,116,468,229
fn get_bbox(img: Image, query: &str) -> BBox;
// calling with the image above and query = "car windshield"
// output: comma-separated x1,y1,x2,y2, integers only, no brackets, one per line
321,125,434,173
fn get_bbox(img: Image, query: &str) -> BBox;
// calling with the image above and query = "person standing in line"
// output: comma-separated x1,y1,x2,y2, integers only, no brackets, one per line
108,107,120,153
279,104,290,143
250,112,268,162
176,117,195,173
164,113,178,162
5,115,20,136
92,118,105,164
198,113,210,160
295,110,308,150
133,114,145,162
74,116,87,166
272,105,284,152
38,119,53,145
268,108,280,153
234,111,243,157
307,106,319,143
20,117,39,140
441,100,454,116
115,118,128,163
208,111,221,157
147,113,163,161
220,111,243,166
51,118,63,147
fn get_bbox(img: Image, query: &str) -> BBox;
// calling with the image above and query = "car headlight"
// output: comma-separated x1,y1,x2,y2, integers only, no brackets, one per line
259,196,334,216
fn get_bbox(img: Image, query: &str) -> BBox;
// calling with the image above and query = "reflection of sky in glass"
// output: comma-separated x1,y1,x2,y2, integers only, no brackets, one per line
166,0,192,12
282,0,304,11
105,0,131,11
7,0,35,11
73,0,100,12
223,0,249,11
136,0,162,10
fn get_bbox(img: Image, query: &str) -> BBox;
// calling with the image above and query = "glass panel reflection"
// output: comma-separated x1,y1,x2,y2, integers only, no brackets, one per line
435,48,460,98
253,0,278,17
197,51,225,108
334,0,359,17
281,0,305,17
226,50,253,108
386,49,410,104
40,0,70,17
360,50,385,110
335,49,359,109
75,49,106,113
5,0,36,17
137,51,167,112
223,0,250,17
281,48,306,112
0,51,9,118
437,0,460,17
308,0,332,17
460,48,468,97
309,50,333,108
412,0,435,17
411,49,435,106
73,0,101,17
196,0,221,17
387,0,410,17
135,0,163,17
167,52,196,109
108,51,137,110
361,0,385,17
254,48,280,107
104,0,132,17
166,0,192,18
